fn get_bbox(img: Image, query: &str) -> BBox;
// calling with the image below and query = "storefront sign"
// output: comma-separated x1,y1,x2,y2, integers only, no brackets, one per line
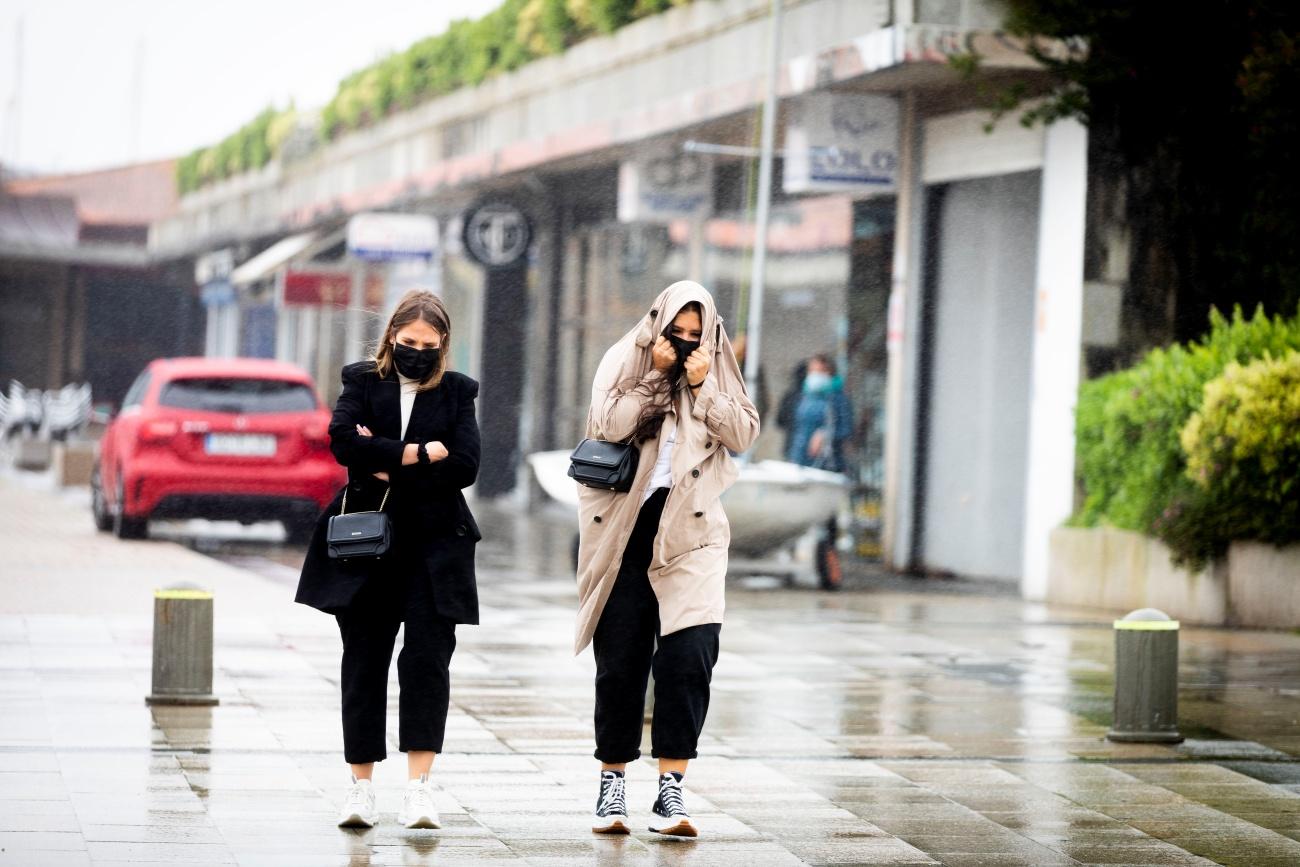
346,212,438,261
282,269,384,308
462,201,532,268
195,248,234,286
784,93,899,195
199,279,235,307
618,144,713,224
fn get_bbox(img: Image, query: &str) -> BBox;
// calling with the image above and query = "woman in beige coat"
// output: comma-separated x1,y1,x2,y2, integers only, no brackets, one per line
575,281,759,837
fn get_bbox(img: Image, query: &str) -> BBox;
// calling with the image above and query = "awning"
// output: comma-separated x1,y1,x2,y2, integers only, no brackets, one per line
230,231,316,286
0,193,78,247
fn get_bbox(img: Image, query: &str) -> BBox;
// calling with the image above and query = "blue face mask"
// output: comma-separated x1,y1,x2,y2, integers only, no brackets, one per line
803,371,832,394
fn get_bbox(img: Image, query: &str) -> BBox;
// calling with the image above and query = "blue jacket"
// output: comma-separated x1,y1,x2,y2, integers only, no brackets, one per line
785,386,853,473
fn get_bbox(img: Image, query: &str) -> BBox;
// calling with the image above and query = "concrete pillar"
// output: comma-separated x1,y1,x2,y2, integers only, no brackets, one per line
47,264,69,388
274,272,293,363
882,91,923,571
1020,119,1088,600
345,261,366,363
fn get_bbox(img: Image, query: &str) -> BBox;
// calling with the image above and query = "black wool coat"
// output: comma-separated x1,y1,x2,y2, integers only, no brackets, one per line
294,361,482,623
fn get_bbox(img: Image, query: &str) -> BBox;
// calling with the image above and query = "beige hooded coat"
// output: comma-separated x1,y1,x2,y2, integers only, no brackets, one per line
573,281,760,654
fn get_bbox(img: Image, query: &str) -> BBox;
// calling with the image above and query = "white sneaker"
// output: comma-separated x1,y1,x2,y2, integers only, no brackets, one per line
591,770,629,834
397,773,441,829
337,775,378,828
649,772,697,837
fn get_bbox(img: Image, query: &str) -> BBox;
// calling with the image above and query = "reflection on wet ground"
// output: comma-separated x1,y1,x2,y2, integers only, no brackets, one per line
3,482,1300,865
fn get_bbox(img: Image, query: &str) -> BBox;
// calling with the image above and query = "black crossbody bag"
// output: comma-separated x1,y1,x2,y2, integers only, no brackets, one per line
568,438,639,492
326,485,392,559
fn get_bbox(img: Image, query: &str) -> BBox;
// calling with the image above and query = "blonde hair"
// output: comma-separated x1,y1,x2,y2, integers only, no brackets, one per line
371,290,451,390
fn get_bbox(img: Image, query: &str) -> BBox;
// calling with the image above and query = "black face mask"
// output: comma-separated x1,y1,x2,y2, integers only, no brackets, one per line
666,334,701,374
392,343,440,380
665,332,707,382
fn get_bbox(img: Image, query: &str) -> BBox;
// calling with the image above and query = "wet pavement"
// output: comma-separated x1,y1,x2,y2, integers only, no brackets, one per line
3,471,1300,866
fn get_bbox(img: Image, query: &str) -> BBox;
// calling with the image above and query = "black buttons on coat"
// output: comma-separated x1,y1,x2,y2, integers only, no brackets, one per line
691,468,700,478
593,516,602,523
455,523,468,536
694,511,704,518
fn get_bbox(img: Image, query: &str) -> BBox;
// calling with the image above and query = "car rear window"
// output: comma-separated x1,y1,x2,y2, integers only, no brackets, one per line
159,378,317,414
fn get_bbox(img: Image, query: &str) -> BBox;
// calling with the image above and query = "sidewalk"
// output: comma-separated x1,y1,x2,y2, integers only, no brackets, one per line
2,472,1300,866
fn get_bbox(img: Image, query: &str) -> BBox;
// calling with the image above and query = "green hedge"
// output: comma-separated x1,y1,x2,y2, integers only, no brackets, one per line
1073,306,1300,565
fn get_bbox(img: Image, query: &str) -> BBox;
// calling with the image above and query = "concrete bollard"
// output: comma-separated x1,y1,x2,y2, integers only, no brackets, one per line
145,583,219,706
1106,607,1181,743
52,441,96,487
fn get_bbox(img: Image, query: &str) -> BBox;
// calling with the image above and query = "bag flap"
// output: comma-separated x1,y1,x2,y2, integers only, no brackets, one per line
328,511,387,541
570,438,632,466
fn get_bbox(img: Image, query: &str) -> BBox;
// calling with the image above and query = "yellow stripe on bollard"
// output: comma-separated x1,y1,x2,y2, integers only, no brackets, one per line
154,589,214,600
1113,619,1180,630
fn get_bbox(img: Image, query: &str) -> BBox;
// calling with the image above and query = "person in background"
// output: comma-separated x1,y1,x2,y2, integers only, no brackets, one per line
785,354,853,472
785,353,853,590
775,358,809,459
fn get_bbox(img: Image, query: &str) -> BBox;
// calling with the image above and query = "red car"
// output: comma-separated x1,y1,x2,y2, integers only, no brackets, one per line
92,357,346,543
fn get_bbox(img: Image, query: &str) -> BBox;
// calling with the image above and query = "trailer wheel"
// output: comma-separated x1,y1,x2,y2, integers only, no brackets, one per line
816,539,842,591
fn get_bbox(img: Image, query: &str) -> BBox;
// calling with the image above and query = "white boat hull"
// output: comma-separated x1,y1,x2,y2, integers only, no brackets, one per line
526,450,848,557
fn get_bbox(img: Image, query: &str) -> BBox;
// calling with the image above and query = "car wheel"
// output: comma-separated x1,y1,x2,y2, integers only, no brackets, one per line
90,462,112,532
112,471,149,540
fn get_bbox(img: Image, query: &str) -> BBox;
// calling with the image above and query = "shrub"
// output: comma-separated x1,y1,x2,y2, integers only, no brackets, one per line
1163,351,1300,565
1073,306,1300,550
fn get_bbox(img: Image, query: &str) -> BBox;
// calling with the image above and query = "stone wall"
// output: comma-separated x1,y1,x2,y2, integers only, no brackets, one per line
1048,526,1300,629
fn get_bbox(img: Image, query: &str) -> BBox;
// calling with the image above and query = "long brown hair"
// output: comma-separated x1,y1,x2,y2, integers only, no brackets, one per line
624,301,701,443
371,290,451,390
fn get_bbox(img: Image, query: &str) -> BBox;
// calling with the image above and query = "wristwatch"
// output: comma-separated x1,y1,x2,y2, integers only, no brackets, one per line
417,442,431,465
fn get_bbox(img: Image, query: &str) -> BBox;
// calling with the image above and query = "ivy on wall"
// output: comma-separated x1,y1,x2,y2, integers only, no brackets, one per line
178,0,696,194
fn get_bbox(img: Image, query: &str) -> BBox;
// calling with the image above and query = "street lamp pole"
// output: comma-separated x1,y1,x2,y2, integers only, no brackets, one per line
744,0,782,404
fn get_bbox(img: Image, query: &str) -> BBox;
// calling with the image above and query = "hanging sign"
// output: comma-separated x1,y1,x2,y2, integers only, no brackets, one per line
618,144,713,224
784,93,900,195
461,201,532,269
347,212,438,261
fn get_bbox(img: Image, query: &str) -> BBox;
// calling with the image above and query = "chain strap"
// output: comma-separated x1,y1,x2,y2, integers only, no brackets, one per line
341,484,390,515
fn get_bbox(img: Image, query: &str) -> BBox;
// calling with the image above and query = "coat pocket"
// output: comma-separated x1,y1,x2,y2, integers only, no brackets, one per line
660,494,729,563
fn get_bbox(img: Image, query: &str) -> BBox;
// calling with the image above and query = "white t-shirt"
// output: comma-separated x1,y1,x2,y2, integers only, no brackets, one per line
642,427,675,504
397,373,419,439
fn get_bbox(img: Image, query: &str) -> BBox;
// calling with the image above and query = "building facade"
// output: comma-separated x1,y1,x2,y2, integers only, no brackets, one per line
149,0,1092,597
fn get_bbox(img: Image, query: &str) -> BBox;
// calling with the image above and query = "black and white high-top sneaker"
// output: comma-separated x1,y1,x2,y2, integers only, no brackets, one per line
592,770,629,834
649,772,697,837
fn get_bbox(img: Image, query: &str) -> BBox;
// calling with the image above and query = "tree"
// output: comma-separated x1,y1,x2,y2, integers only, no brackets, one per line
989,1,1300,344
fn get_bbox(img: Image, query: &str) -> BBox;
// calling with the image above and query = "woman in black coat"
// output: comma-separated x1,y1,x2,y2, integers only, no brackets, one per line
295,289,480,831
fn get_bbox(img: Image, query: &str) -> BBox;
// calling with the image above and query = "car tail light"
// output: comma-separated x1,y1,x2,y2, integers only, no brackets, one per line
141,419,179,442
304,423,330,445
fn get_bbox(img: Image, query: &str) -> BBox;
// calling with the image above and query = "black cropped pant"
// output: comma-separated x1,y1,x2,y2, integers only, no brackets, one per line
593,487,722,763
336,555,456,765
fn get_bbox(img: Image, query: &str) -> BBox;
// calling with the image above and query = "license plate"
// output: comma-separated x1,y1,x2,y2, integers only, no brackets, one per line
204,433,277,457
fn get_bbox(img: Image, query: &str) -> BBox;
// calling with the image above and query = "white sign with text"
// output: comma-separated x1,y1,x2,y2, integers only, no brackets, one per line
784,93,900,196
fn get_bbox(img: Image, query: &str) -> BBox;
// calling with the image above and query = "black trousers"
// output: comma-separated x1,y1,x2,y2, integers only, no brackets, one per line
593,487,722,763
335,552,457,765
